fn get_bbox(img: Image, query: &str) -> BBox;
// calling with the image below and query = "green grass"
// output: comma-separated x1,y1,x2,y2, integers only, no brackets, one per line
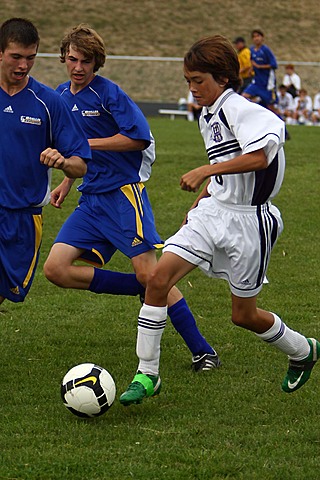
0,121,319,479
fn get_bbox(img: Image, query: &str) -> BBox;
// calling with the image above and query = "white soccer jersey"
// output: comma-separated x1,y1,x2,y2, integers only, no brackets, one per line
199,89,286,206
277,91,294,113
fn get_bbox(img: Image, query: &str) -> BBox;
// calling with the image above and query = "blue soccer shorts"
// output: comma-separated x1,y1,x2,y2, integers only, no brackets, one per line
0,206,43,302
243,83,278,106
53,183,163,266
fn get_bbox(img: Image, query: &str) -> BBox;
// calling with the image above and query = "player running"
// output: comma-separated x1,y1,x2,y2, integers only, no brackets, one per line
43,24,220,371
120,35,320,406
0,18,89,306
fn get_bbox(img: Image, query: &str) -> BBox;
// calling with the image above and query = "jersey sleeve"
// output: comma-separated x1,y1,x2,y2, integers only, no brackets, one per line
104,84,152,145
227,100,285,166
265,46,278,69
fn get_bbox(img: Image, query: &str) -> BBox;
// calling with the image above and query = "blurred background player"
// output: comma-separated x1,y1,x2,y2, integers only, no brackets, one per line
242,29,278,112
276,84,294,122
292,88,313,124
0,18,89,307
187,90,202,121
43,24,220,372
311,90,320,125
233,36,253,94
282,64,301,98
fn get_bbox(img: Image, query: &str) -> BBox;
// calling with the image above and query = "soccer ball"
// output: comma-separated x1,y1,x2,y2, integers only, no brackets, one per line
61,363,116,418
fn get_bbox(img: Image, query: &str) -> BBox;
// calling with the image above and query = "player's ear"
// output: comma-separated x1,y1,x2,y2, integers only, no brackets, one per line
218,77,229,88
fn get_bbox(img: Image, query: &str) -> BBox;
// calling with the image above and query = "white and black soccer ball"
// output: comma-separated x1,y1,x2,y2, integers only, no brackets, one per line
61,363,116,418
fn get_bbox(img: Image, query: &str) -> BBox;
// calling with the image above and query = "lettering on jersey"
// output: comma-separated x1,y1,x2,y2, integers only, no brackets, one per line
72,104,79,111
81,110,100,117
20,116,42,125
3,105,14,113
211,122,223,143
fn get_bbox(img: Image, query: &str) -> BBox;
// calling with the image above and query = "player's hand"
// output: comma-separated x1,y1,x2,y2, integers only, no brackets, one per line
180,166,209,192
40,148,66,169
50,187,65,208
50,180,73,208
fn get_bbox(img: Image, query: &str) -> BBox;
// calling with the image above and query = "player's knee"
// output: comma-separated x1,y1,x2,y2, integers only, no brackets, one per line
135,270,149,288
147,269,171,296
43,257,67,287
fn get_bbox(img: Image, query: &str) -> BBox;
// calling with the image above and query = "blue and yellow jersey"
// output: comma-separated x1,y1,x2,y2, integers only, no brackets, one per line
0,76,91,210
57,75,155,194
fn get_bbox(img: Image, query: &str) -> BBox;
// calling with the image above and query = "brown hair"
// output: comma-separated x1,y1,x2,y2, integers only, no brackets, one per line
0,17,39,52
184,35,241,92
60,24,106,72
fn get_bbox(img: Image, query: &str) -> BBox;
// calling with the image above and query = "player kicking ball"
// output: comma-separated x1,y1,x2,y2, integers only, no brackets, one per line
120,35,319,406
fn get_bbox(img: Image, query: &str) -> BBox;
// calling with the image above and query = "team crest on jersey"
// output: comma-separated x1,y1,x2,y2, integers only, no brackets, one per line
81,110,100,117
20,116,42,125
211,122,223,143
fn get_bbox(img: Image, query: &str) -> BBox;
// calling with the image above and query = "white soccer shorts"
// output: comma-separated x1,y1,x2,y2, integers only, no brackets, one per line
163,195,283,298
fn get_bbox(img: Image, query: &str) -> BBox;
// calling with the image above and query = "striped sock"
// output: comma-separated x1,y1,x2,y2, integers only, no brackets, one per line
256,313,310,360
136,304,167,376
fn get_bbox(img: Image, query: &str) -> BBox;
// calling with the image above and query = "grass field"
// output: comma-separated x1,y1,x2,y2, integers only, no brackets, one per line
0,120,319,479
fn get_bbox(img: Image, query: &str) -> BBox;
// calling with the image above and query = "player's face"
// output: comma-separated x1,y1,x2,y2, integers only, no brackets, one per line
252,33,264,47
0,42,37,90
184,69,227,107
66,46,95,92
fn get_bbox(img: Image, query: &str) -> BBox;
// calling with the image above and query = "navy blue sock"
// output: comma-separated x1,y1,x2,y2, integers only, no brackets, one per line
168,298,214,356
89,267,145,296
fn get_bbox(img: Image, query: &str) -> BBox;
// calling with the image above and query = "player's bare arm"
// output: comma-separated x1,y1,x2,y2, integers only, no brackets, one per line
89,133,147,152
180,149,268,192
50,177,75,209
40,148,87,178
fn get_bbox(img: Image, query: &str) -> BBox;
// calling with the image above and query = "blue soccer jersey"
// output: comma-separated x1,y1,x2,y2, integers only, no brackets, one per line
0,76,91,209
250,44,277,90
56,75,155,193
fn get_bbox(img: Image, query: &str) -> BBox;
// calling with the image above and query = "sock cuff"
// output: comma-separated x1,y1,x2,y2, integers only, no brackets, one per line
140,304,167,321
167,297,186,316
256,312,285,342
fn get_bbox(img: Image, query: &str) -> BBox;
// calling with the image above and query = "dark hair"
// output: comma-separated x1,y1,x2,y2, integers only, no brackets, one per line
184,35,241,92
0,17,39,51
251,29,264,37
233,36,245,44
60,24,106,72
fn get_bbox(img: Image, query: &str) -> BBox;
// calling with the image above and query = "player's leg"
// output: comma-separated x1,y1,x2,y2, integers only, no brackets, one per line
44,243,93,289
131,250,219,369
120,252,198,406
44,242,144,295
231,294,320,393
0,210,43,304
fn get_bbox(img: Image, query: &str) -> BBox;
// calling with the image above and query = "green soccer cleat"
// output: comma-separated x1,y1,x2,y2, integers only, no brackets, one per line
120,371,162,406
282,338,320,393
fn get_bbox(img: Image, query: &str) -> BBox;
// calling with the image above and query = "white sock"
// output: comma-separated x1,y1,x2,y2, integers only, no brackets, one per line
136,304,167,376
256,313,310,361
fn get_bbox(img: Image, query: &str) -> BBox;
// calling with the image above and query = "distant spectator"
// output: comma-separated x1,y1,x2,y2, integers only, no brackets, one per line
178,97,187,111
311,91,320,125
276,84,294,124
292,88,313,125
242,29,278,112
187,90,202,121
233,36,253,93
282,64,301,98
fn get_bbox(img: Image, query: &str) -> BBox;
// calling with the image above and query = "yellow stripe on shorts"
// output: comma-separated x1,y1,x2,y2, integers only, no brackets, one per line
23,214,43,289
120,183,144,239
